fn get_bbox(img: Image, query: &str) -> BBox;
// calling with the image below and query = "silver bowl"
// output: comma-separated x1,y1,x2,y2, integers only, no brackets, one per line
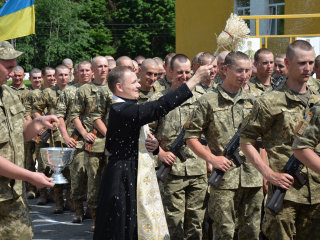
40,147,76,184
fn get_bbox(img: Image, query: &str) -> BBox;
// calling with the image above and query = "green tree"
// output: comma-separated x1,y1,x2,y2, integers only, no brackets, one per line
108,0,175,58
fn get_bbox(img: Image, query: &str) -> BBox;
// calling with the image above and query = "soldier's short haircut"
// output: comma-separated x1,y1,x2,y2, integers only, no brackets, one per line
164,53,176,67
13,65,24,73
170,54,190,70
276,54,286,59
254,48,274,62
108,66,134,93
116,56,132,67
92,56,108,67
315,55,320,69
42,66,55,76
108,59,116,68
153,57,164,66
286,40,314,60
78,60,91,68
62,58,73,66
217,51,230,64
141,59,158,72
134,55,145,63
224,51,250,67
55,64,69,74
198,52,214,66
192,52,204,65
30,68,41,77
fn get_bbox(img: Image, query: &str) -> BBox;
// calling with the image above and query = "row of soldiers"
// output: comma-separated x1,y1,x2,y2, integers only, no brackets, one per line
10,39,320,239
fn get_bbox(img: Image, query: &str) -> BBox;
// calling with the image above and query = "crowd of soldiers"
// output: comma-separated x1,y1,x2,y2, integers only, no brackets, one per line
4,39,320,240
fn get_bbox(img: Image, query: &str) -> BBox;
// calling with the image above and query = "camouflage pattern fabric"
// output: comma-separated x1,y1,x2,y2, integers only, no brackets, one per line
9,83,29,105
0,196,33,240
192,83,214,100
208,187,263,240
137,86,156,103
262,200,320,240
240,83,320,204
154,76,171,93
248,76,274,96
163,174,207,240
69,82,110,153
70,149,87,200
184,85,263,189
0,85,25,201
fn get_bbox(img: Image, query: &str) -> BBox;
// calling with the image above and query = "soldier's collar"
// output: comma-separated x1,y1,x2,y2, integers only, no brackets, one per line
217,85,248,102
283,83,318,104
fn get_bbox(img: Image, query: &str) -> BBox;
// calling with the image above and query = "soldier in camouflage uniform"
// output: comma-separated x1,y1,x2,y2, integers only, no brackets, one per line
137,59,159,103
193,53,218,99
0,40,55,240
9,66,29,103
154,53,176,92
70,56,112,231
56,61,93,223
213,50,230,86
185,52,263,240
150,54,207,239
240,40,320,240
248,48,275,96
33,65,71,213
42,66,56,88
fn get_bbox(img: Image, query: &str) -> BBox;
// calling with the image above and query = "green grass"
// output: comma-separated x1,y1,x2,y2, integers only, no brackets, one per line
7,80,32,87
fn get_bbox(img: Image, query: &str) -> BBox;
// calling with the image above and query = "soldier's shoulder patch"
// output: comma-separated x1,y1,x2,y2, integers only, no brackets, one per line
295,111,313,136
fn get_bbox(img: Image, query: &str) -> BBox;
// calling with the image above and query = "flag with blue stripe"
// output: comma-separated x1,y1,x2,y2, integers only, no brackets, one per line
0,0,35,41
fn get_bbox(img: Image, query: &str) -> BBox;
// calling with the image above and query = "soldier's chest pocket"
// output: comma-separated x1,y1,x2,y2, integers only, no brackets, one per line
9,104,25,131
211,106,233,126
181,104,195,123
280,108,302,134
0,108,10,143
87,95,97,113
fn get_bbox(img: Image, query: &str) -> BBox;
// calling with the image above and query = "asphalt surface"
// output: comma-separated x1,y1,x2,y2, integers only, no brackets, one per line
28,197,93,240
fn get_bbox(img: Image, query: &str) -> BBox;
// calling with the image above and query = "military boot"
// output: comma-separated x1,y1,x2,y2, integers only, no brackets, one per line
53,186,64,214
27,185,37,199
90,208,96,232
72,200,84,223
37,188,48,205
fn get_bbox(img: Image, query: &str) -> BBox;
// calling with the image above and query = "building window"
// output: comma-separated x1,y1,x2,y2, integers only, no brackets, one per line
269,0,285,35
235,0,251,29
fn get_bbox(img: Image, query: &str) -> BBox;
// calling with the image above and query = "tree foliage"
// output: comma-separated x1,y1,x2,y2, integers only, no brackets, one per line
0,0,175,71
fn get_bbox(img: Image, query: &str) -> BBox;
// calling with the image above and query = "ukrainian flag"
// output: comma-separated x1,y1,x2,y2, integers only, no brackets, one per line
0,0,35,41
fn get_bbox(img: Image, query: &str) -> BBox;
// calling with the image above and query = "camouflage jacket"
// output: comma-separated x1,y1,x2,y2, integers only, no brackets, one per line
56,84,80,137
69,82,111,152
292,101,320,151
240,83,320,204
154,76,171,93
193,83,214,100
9,83,29,105
184,85,262,189
248,76,274,96
0,85,25,201
24,87,43,117
276,76,320,93
138,86,156,103
150,88,206,176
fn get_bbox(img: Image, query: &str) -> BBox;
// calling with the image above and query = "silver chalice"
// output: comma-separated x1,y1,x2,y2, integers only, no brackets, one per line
40,147,76,184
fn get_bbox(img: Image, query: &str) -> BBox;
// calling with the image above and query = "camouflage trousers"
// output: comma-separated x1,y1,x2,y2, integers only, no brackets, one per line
0,196,33,240
70,150,105,208
163,174,207,240
24,141,35,171
262,200,320,240
208,186,263,240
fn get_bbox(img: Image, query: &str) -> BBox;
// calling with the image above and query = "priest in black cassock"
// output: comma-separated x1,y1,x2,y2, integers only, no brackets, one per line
94,64,211,240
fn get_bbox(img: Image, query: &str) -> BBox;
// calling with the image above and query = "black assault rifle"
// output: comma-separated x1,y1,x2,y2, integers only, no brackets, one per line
156,129,187,182
208,125,243,187
266,154,309,215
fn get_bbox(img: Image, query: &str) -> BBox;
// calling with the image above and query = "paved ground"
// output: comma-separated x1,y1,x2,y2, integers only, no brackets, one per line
28,198,93,240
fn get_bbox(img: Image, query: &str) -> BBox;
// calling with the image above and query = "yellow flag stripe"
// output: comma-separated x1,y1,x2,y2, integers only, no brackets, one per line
0,5,35,41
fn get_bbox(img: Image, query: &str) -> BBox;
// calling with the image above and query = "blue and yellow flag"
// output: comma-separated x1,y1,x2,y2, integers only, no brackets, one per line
0,0,35,41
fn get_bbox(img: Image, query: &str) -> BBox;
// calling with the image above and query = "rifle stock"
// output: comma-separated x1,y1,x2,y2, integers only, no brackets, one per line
208,125,242,187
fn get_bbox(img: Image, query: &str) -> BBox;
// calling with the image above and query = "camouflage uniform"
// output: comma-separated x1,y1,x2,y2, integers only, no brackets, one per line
150,88,207,240
184,85,263,240
213,74,224,86
0,85,33,239
69,82,112,208
193,83,214,100
137,86,156,103
248,76,274,97
9,83,29,104
240,83,320,240
154,76,171,93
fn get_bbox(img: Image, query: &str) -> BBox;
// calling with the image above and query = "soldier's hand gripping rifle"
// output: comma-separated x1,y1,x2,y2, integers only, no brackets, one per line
266,154,311,215
156,129,187,182
208,125,243,187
